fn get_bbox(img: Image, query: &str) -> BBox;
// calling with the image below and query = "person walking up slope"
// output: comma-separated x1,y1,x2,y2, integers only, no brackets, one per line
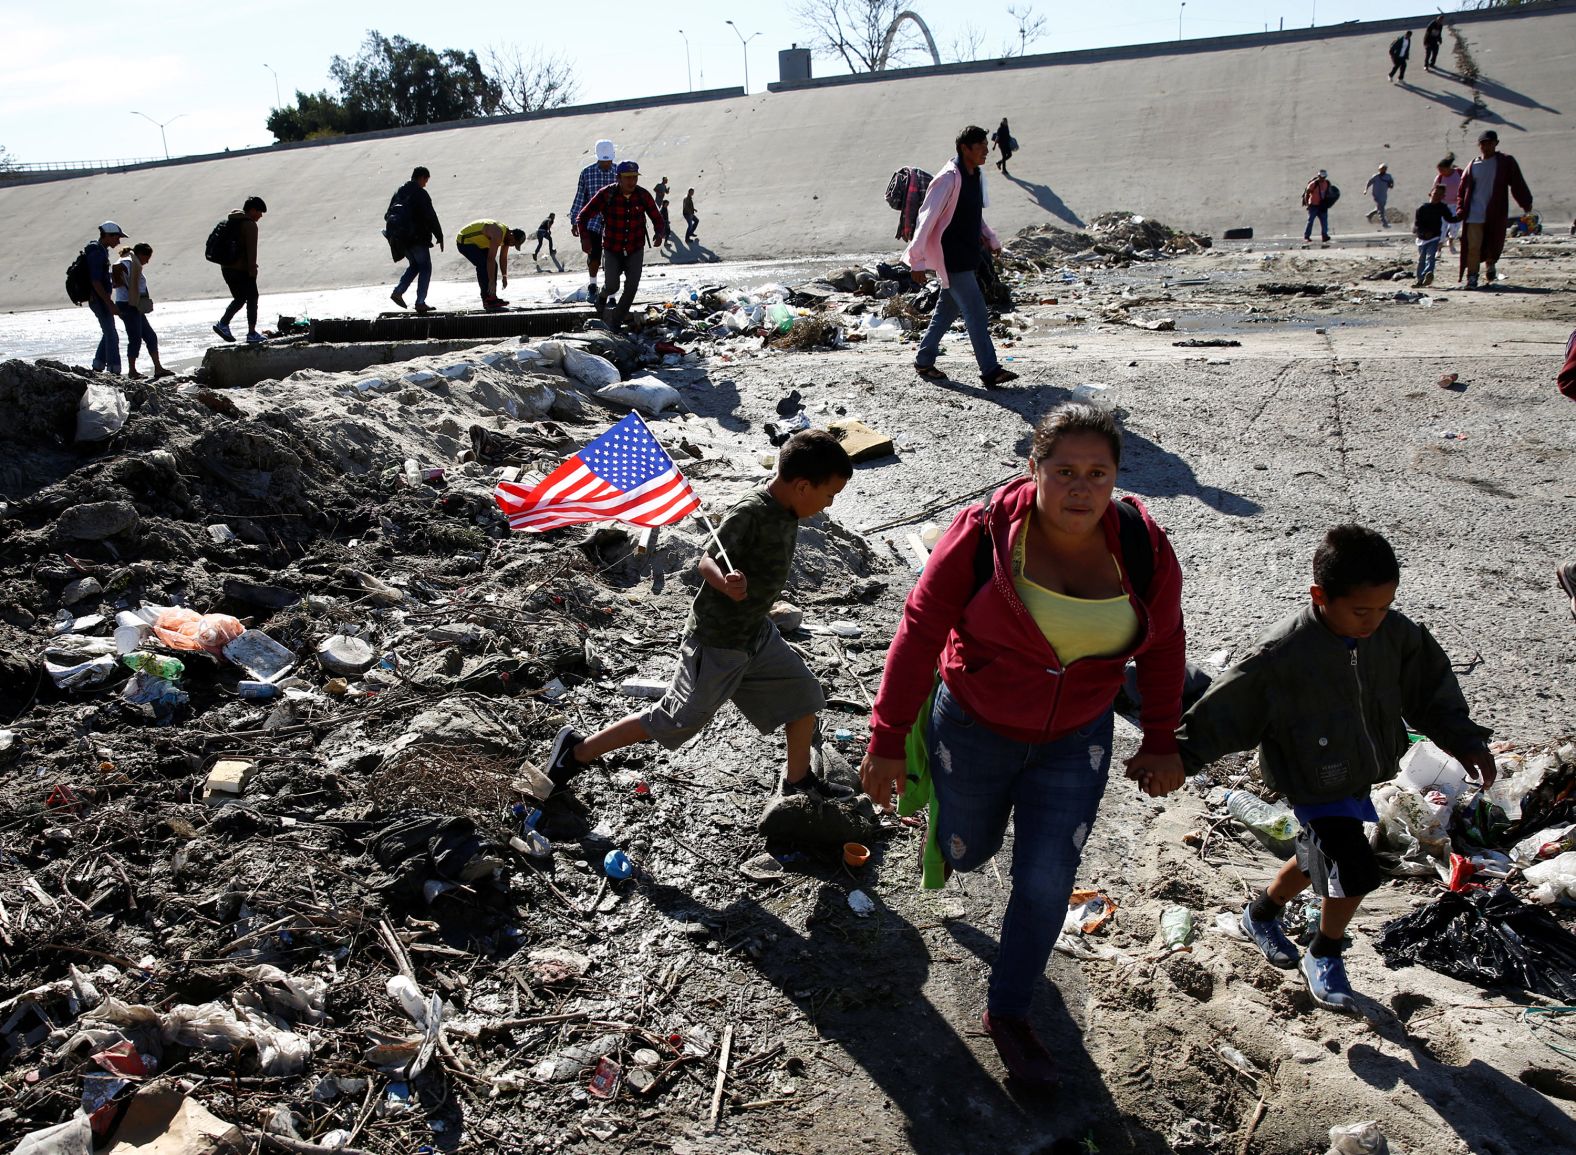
212,196,267,344
907,125,1018,388
1388,30,1411,83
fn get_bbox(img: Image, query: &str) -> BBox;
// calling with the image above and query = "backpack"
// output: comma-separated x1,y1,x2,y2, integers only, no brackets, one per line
1324,183,1341,209
970,495,1157,601
204,217,241,265
885,169,911,211
384,190,413,242
65,245,94,306
1389,36,1405,59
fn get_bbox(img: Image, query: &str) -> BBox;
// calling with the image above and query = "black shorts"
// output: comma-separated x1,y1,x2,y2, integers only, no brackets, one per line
581,227,603,263
1296,816,1381,899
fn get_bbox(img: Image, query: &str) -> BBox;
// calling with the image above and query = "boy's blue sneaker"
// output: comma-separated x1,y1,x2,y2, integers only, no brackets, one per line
1300,950,1357,1013
1239,904,1299,969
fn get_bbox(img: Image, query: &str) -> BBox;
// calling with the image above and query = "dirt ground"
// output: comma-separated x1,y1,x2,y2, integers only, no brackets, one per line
2,226,1574,1155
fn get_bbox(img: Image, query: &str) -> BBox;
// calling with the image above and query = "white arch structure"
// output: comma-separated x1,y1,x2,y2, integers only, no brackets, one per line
875,10,941,70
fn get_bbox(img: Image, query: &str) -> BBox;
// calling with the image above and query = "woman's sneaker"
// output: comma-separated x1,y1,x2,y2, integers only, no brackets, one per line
1239,903,1299,969
546,726,587,789
1300,950,1357,1012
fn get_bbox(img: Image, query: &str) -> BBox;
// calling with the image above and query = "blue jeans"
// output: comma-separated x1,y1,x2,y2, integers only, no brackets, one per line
916,268,999,378
1415,238,1440,282
1304,206,1329,241
116,303,159,366
394,244,432,304
88,296,121,373
927,682,1114,1017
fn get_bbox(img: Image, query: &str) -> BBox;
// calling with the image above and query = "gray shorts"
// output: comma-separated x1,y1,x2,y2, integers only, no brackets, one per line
640,621,825,750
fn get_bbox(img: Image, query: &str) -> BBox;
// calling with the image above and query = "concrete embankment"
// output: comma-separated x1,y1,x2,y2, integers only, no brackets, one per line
1,3,1572,313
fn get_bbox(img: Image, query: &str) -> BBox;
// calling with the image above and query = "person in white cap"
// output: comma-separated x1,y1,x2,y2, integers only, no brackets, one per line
86,222,128,373
570,139,618,301
1302,169,1335,244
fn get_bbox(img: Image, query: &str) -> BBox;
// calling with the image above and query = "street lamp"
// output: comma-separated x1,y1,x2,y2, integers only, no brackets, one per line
129,110,186,161
724,20,760,95
678,30,692,92
263,62,281,108
1179,2,1186,41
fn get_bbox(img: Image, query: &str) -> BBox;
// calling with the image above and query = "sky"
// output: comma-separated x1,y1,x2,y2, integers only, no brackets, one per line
0,0,1450,164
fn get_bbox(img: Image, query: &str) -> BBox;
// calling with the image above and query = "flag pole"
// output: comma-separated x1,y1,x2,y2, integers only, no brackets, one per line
698,513,736,573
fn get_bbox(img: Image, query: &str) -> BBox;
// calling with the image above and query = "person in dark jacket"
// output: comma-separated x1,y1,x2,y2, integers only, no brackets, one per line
532,213,557,263
84,221,127,374
1423,15,1445,71
1177,526,1494,1013
1387,30,1411,83
1456,129,1534,289
213,196,267,344
992,117,1014,176
1412,184,1457,287
861,403,1186,1089
388,167,444,314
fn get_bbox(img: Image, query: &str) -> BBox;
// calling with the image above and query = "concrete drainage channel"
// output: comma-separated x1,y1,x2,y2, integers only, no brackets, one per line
199,306,596,388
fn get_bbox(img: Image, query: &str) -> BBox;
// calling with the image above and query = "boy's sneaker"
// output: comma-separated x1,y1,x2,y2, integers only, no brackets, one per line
212,322,235,342
1239,903,1299,969
546,726,587,789
782,766,855,804
1300,950,1357,1013
981,1011,1060,1089
245,331,266,344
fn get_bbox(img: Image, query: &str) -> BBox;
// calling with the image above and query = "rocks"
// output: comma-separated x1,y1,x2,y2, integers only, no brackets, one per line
768,601,803,632
56,500,139,541
60,577,103,605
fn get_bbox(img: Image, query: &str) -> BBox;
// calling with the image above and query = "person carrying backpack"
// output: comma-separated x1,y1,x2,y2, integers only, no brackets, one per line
212,196,267,344
859,403,1187,1090
387,167,444,314
1302,169,1336,244
1388,30,1411,84
78,222,128,373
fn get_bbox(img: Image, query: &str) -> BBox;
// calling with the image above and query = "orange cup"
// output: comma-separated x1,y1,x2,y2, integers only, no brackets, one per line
843,842,870,867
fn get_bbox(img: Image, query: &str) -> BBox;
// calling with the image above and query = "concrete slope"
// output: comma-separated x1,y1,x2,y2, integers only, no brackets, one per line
2,5,1572,313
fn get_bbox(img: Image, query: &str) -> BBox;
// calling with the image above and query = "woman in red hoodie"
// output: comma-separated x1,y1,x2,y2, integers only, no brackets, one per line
860,403,1186,1088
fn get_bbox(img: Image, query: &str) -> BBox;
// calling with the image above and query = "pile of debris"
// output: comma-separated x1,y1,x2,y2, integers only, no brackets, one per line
0,350,897,1153
1003,215,1211,275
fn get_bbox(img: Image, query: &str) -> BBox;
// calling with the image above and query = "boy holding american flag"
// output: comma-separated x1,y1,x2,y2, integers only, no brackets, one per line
536,428,856,801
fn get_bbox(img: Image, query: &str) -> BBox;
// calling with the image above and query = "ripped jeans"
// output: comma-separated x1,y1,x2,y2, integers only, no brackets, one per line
928,681,1113,1017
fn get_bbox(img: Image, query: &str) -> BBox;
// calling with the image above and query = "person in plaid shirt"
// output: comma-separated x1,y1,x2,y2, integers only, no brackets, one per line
570,139,618,301
576,160,666,332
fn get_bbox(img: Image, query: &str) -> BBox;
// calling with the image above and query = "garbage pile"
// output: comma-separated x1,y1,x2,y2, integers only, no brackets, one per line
0,351,898,1153
1003,215,1212,274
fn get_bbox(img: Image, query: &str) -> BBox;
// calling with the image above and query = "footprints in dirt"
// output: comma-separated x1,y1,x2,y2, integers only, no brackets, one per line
1389,991,1470,1066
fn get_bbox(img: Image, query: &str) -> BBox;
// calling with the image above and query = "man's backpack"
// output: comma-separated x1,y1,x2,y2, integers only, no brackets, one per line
885,169,911,211
204,217,241,265
1324,183,1341,209
65,245,94,306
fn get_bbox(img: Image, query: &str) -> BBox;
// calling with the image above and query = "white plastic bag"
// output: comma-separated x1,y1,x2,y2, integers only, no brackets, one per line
76,383,129,442
595,376,682,415
1522,851,1576,905
1327,1120,1388,1154
562,345,621,388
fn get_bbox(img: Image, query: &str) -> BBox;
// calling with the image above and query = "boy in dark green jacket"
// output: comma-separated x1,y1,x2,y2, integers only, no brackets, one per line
1176,525,1495,1011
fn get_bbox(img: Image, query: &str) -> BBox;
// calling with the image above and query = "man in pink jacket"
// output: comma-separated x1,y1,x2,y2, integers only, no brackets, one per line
907,125,1018,388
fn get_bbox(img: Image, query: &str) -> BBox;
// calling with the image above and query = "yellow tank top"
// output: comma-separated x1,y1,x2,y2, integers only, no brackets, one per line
1012,520,1140,664
458,220,505,248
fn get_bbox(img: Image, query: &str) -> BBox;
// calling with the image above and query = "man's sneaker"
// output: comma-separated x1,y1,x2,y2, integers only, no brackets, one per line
245,331,266,344
546,726,586,789
981,1011,1060,1089
981,367,1019,388
587,281,599,301
1239,904,1299,969
1300,950,1357,1013
390,291,408,309
782,767,855,804
414,302,436,315
1423,273,1434,286
212,322,235,343
1556,560,1576,622
1465,274,1479,290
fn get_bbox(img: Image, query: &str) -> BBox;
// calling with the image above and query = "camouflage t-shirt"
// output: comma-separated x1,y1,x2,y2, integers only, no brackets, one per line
685,487,799,651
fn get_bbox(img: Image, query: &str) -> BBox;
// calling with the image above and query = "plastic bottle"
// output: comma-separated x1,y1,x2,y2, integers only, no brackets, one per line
509,831,552,860
1224,790,1300,852
121,653,184,681
1160,906,1195,951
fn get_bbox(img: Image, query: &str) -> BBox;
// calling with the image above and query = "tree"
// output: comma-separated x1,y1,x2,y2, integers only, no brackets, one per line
792,0,933,72
1004,4,1047,56
948,23,988,63
482,45,579,115
0,144,16,172
266,30,578,143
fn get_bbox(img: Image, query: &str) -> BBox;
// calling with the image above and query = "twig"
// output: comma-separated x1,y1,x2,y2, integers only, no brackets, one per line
521,857,586,917
1238,1092,1268,1155
247,1130,371,1155
707,1023,734,1133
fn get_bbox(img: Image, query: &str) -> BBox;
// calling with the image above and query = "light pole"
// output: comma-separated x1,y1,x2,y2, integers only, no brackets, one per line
678,30,692,92
130,110,185,160
1178,2,1186,41
724,20,759,95
263,62,281,108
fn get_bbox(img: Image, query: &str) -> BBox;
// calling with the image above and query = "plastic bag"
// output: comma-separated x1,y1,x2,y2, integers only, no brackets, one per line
1327,1120,1388,1154
561,345,621,388
1373,782,1449,867
152,607,244,654
1375,884,1576,1001
76,383,130,442
1522,851,1576,905
595,376,682,415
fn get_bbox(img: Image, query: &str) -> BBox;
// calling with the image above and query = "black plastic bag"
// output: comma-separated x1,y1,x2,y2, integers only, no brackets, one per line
1375,884,1576,1002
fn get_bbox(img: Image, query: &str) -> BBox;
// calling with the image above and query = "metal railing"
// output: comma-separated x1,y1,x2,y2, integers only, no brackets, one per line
2,157,164,175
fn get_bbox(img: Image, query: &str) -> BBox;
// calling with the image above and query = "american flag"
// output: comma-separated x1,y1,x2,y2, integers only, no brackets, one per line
493,412,701,533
